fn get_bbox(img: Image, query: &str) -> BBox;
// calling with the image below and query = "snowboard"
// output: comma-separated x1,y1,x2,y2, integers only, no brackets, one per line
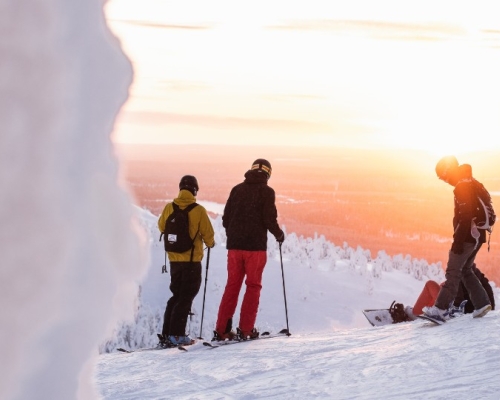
416,314,446,325
416,300,469,326
362,309,394,326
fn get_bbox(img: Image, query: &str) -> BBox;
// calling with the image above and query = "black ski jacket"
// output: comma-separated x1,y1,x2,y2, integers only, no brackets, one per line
223,169,284,251
453,164,487,246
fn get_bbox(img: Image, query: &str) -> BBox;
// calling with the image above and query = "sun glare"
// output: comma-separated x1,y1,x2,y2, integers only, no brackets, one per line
384,128,490,157
105,0,500,150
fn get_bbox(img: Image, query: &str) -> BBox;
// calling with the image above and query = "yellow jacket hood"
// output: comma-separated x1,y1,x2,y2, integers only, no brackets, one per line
158,190,215,262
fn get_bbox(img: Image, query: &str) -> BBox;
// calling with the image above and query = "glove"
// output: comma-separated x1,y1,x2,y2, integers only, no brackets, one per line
276,231,285,244
208,242,215,249
451,241,464,255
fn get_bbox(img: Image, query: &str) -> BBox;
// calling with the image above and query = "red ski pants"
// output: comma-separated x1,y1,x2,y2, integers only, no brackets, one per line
216,250,267,333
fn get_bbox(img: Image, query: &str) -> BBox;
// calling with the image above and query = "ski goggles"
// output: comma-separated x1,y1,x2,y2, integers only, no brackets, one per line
251,163,272,177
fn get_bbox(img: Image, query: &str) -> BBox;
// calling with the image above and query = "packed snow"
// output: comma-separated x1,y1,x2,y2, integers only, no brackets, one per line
95,205,500,399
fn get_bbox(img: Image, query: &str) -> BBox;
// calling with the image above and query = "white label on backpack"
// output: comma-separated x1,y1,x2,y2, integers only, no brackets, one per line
167,234,177,242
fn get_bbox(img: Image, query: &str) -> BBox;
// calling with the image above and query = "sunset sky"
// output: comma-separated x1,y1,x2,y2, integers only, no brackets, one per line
105,0,500,154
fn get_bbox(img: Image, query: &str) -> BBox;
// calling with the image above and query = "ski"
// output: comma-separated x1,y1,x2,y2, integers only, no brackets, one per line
203,329,291,349
117,335,192,353
117,344,189,353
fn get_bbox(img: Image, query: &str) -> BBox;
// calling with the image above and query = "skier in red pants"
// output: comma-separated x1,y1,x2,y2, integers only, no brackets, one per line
214,159,285,340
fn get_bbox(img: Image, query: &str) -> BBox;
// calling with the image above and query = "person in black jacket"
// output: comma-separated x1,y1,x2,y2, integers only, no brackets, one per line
423,156,492,321
214,159,285,340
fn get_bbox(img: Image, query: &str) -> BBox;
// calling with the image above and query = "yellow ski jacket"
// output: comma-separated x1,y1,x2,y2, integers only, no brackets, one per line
158,190,215,262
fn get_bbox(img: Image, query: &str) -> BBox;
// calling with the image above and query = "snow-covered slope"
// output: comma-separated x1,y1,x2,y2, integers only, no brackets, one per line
95,204,500,399
96,305,500,399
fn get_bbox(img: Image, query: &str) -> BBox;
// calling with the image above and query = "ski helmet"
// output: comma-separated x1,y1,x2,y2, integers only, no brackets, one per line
435,156,459,181
251,158,272,178
179,175,199,196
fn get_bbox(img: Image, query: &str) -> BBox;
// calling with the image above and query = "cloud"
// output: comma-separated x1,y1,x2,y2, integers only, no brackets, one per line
261,93,328,102
160,80,211,92
482,29,500,48
268,19,467,42
108,19,213,30
118,110,331,133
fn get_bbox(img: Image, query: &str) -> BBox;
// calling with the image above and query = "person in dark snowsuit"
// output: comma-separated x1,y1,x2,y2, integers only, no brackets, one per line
423,156,492,321
214,159,285,340
454,264,495,313
405,264,495,320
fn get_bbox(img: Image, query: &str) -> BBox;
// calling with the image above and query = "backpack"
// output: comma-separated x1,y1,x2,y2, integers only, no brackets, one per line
161,203,198,253
472,180,496,232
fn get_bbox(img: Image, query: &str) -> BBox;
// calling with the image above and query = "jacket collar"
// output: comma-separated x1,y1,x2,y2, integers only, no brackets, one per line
244,169,269,184
174,189,196,207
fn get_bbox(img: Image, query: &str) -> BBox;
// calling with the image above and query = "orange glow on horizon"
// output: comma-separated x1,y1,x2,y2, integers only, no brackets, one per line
115,143,500,285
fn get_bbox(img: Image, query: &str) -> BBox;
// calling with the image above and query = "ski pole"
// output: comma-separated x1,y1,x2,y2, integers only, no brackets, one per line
198,247,210,339
162,251,168,274
279,242,291,336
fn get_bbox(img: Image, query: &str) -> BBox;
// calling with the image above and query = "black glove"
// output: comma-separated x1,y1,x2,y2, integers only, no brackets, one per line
451,241,464,255
276,231,285,243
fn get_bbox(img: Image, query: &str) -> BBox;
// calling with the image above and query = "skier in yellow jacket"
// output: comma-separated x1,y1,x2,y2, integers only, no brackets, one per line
157,175,215,346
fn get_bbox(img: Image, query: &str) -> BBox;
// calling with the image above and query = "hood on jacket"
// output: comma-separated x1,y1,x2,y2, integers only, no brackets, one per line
174,189,196,208
243,169,269,184
449,163,472,186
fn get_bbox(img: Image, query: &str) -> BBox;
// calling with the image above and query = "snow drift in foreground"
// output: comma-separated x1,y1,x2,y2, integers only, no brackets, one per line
0,2,147,399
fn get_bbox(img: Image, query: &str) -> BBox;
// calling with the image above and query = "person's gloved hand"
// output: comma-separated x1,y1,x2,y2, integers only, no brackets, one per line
276,231,285,243
451,241,464,255
207,242,215,249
